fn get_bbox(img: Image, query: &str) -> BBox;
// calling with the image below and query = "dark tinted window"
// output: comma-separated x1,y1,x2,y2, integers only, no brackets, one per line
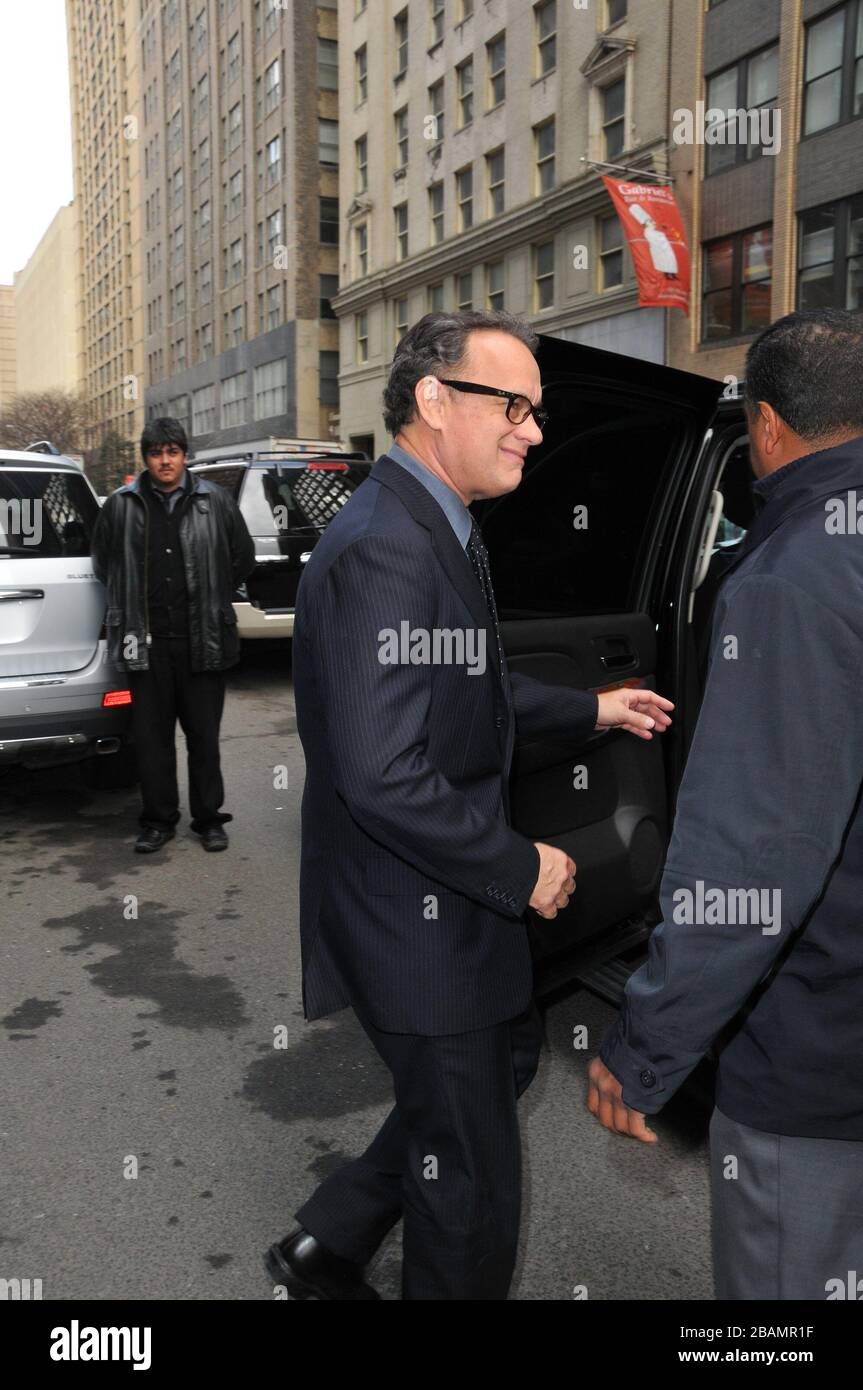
475,386,692,618
0,469,99,559
193,463,245,498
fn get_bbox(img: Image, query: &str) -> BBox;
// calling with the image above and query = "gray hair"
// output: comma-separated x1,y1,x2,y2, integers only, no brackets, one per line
382,310,540,436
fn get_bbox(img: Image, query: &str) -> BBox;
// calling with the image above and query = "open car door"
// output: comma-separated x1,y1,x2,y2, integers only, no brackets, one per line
472,336,722,987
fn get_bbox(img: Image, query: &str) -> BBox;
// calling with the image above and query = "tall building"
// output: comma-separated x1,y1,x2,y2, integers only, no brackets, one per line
668,0,863,380
139,0,341,454
65,0,145,449
333,0,674,458
0,285,16,415
14,203,83,397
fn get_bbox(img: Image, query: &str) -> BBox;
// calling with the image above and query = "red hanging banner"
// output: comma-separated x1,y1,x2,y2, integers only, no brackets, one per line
602,176,691,315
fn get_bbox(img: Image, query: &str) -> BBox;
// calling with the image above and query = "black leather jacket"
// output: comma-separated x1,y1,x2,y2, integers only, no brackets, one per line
91,469,255,672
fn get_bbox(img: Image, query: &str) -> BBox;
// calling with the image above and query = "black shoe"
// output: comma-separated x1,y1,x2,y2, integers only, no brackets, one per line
263,1228,380,1301
199,825,228,852
134,827,175,854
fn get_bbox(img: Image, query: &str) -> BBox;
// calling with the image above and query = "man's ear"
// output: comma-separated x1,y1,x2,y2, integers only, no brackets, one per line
415,375,442,425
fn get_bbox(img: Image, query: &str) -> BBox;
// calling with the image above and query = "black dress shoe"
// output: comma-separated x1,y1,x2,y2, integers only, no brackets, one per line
134,827,175,854
264,1228,380,1300
199,826,228,851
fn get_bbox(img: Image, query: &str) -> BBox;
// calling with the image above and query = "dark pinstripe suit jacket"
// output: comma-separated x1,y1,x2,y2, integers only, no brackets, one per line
293,453,599,1034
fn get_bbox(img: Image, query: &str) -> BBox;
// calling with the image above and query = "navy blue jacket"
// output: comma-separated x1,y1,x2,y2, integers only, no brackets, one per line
293,454,599,1035
601,434,863,1139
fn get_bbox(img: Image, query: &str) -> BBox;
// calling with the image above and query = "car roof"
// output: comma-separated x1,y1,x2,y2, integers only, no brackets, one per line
0,449,82,470
190,453,370,468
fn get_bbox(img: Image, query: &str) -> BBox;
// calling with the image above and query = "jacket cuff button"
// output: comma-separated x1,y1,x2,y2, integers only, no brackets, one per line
639,1068,657,1088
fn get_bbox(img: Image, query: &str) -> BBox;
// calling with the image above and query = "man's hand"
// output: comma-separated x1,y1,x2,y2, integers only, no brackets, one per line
595,688,674,740
529,842,576,919
586,1057,658,1143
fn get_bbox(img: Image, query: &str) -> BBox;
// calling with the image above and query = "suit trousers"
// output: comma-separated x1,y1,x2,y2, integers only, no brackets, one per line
710,1106,863,1299
296,1001,544,1300
127,635,228,834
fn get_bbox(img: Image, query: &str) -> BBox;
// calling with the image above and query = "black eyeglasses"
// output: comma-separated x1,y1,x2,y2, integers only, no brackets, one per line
438,379,549,430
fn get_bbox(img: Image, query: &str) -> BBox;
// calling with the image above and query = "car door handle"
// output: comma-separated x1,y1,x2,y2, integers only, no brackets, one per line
593,635,638,671
299,551,312,564
0,589,44,601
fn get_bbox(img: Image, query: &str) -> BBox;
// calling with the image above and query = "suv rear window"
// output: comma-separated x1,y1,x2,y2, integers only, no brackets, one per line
196,460,371,536
0,469,99,559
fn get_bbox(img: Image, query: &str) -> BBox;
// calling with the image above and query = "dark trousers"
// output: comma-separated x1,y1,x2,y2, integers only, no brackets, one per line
128,636,228,833
296,1002,543,1300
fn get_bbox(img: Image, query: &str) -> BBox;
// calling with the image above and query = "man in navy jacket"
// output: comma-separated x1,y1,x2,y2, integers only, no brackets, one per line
265,310,672,1300
590,308,863,1299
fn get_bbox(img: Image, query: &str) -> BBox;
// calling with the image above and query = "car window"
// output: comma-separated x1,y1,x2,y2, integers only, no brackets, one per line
475,386,697,618
0,469,99,559
193,464,245,498
713,440,755,551
244,463,370,536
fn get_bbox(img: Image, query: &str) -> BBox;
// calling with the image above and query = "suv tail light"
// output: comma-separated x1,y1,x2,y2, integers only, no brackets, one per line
102,690,132,707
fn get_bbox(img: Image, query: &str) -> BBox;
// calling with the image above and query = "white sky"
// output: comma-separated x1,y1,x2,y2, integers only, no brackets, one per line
0,0,74,284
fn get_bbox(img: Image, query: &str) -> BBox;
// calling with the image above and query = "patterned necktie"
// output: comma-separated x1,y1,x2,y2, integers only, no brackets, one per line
466,517,506,689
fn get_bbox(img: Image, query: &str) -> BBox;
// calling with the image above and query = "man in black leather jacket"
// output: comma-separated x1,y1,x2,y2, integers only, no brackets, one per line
91,417,254,853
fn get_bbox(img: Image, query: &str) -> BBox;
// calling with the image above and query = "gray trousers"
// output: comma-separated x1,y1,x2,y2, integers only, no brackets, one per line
710,1107,863,1300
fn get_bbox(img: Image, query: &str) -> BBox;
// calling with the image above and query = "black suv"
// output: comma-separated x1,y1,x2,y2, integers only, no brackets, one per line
190,451,371,640
479,335,749,1001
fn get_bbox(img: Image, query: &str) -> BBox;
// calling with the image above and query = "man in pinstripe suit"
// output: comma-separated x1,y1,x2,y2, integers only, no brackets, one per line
264,311,673,1300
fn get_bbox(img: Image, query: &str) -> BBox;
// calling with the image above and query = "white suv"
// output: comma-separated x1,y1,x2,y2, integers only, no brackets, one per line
0,447,136,788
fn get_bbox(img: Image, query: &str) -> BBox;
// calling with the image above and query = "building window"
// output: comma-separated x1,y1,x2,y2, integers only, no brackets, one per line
319,119,339,166
705,44,779,175
230,304,244,346
486,261,504,310
254,358,288,417
266,284,281,330
599,214,623,289
487,33,506,107
356,45,368,103
201,322,213,357
318,36,338,90
395,9,409,77
320,351,340,406
221,372,247,428
534,118,555,193
457,58,474,127
428,79,444,143
356,222,369,277
227,31,240,84
702,226,773,341
394,297,409,343
457,270,473,309
320,273,339,318
456,165,473,231
197,73,209,123
265,134,281,187
459,0,474,19
228,101,242,155
535,0,557,76
395,107,409,168
192,383,217,434
431,0,445,47
429,182,444,243
803,3,863,137
602,79,626,160
264,57,280,114
198,260,212,304
606,0,627,25
266,208,281,260
486,147,505,216
228,169,242,220
228,237,243,286
356,311,369,363
534,241,554,309
798,194,863,310
395,203,408,260
428,282,445,312
320,196,339,244
355,135,368,192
